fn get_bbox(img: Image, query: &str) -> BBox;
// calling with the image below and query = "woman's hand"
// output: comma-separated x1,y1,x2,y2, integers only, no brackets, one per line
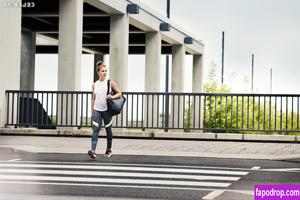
106,94,113,100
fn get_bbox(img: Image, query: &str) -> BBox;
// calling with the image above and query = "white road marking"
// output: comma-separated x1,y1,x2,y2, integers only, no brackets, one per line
263,168,300,172
0,168,241,181
0,160,253,172
0,163,249,176
202,190,225,199
0,161,252,192
251,166,260,170
0,181,253,193
0,174,231,188
6,159,21,162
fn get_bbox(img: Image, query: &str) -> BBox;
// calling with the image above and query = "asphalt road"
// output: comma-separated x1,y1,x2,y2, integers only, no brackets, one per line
0,148,299,200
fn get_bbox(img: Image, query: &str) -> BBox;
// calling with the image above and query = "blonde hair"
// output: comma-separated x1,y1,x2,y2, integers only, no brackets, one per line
96,60,107,72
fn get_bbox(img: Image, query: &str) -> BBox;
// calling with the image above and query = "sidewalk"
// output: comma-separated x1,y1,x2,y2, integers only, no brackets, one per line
0,135,300,161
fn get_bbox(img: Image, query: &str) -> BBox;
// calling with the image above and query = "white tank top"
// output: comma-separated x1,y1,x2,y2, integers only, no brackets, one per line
93,80,108,111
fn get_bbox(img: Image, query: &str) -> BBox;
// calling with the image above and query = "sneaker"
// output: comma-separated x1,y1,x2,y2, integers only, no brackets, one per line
88,150,96,159
104,149,112,158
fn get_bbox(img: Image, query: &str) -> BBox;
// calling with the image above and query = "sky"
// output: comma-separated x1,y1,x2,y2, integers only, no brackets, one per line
35,0,300,94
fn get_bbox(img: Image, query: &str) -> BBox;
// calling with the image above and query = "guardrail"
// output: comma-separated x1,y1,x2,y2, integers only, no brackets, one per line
5,90,300,133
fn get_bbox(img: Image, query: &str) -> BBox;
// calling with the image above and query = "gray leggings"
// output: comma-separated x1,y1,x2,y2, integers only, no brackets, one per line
91,109,113,151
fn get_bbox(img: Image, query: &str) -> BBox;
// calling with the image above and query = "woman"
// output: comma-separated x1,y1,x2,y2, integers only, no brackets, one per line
88,61,122,158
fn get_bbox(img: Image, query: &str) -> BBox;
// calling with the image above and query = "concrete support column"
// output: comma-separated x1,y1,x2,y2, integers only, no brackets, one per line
144,32,161,127
171,45,185,92
93,54,105,82
20,30,36,90
109,14,129,127
192,54,203,93
0,3,21,127
171,45,185,128
192,54,204,128
109,14,129,92
145,32,161,92
58,0,83,91
57,0,83,126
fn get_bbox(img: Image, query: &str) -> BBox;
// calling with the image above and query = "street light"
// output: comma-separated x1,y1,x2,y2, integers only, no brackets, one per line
164,0,170,132
165,0,170,93
221,31,225,84
251,54,254,92
270,68,272,93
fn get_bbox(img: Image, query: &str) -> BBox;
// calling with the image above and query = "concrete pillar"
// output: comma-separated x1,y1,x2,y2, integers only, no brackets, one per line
57,0,83,126
171,45,185,128
145,32,161,92
144,32,161,127
93,54,105,82
0,2,22,127
58,0,83,91
192,54,204,93
109,14,129,127
109,14,129,92
20,30,36,90
171,45,185,92
192,54,204,128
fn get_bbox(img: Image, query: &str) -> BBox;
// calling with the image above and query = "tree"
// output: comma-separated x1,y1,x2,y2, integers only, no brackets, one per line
201,61,299,135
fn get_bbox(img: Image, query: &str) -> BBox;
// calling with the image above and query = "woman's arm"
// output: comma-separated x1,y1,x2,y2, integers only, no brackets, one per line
108,80,122,99
91,83,96,111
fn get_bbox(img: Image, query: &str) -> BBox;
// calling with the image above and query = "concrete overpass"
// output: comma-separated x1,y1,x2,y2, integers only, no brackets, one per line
0,0,204,127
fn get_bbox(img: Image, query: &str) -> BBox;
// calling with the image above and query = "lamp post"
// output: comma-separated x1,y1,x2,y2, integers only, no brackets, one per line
164,0,170,132
251,54,254,92
221,31,225,84
165,0,170,94
270,68,272,93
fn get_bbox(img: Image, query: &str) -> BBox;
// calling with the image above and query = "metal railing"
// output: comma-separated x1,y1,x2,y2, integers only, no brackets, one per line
5,90,300,133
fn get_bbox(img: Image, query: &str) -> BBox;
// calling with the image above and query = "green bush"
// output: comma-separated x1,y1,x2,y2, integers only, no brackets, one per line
202,63,300,135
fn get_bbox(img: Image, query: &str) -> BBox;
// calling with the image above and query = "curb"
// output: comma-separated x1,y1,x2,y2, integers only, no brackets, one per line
4,144,300,161
0,128,299,143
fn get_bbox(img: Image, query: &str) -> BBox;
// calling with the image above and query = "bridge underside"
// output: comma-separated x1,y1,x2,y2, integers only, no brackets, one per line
22,0,173,54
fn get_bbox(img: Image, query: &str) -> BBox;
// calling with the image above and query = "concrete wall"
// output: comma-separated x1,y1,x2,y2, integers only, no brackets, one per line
0,3,22,127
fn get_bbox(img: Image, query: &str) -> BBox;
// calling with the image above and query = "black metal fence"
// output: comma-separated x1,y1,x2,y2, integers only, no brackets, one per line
5,90,300,133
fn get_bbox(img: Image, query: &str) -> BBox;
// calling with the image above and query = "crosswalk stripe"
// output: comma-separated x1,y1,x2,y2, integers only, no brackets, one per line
0,174,231,188
263,168,300,172
0,160,253,171
0,168,241,181
0,161,250,190
0,163,249,176
6,159,21,162
202,190,225,199
0,181,253,194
